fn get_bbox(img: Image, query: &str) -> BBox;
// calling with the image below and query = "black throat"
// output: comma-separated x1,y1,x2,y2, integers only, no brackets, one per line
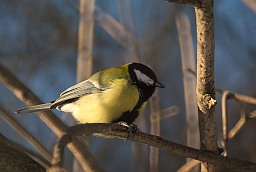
112,63,158,124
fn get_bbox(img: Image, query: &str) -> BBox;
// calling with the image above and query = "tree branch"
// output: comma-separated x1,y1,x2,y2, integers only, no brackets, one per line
49,123,256,172
0,104,51,162
194,0,217,171
0,133,45,172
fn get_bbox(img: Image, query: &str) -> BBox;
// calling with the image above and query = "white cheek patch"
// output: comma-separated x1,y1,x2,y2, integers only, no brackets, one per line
134,69,154,85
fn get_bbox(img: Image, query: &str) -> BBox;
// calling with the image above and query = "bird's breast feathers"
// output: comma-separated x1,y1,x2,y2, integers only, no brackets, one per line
61,78,140,123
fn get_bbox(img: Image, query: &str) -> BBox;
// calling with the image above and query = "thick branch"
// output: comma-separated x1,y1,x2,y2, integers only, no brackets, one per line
0,63,102,172
50,123,256,172
195,0,217,171
0,105,51,162
0,133,45,172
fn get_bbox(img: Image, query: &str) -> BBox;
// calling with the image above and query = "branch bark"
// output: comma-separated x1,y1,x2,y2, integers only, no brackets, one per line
0,105,51,162
49,123,256,172
194,0,217,171
0,133,45,172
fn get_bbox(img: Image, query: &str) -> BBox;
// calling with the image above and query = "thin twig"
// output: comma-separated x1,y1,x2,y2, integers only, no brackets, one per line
0,63,102,172
0,104,51,162
222,91,230,141
50,123,256,172
159,105,179,120
216,88,256,105
228,103,246,139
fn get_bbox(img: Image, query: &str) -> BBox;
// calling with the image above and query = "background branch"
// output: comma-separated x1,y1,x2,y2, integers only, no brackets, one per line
77,0,94,82
149,90,161,172
94,6,136,48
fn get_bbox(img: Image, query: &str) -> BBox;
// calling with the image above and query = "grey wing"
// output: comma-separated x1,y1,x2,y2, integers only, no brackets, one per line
51,80,108,108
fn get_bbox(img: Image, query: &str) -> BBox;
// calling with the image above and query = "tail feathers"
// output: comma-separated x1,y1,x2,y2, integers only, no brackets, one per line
15,103,52,114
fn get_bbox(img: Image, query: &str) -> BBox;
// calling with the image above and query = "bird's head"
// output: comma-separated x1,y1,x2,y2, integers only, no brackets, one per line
128,62,165,102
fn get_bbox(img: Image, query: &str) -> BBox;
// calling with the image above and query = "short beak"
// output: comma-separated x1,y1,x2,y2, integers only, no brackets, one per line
155,81,165,88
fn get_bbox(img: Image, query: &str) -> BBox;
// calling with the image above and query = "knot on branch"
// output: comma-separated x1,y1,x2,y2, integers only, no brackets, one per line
197,93,217,114
203,94,217,109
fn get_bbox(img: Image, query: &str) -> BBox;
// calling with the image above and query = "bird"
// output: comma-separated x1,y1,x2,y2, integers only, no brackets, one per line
15,62,165,125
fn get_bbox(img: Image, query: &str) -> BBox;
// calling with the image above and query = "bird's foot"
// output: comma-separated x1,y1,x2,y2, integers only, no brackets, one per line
117,122,139,140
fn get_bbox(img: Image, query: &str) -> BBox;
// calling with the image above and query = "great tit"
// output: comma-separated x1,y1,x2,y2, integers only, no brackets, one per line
15,62,164,124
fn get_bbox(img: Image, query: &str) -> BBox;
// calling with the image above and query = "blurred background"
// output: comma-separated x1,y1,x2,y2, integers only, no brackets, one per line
0,0,255,171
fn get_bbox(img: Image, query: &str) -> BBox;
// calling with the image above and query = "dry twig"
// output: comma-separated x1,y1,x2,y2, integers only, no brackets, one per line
228,103,246,139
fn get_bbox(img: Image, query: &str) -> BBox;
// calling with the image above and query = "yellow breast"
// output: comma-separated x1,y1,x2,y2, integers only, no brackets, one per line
72,78,140,123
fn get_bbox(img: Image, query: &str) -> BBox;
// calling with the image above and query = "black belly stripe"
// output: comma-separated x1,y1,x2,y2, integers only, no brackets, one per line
112,93,145,124
112,110,139,124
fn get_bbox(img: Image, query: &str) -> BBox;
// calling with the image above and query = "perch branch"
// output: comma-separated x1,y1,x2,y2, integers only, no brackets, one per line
49,123,256,172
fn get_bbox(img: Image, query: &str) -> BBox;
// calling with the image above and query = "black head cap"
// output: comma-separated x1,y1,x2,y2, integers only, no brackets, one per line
128,62,164,102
